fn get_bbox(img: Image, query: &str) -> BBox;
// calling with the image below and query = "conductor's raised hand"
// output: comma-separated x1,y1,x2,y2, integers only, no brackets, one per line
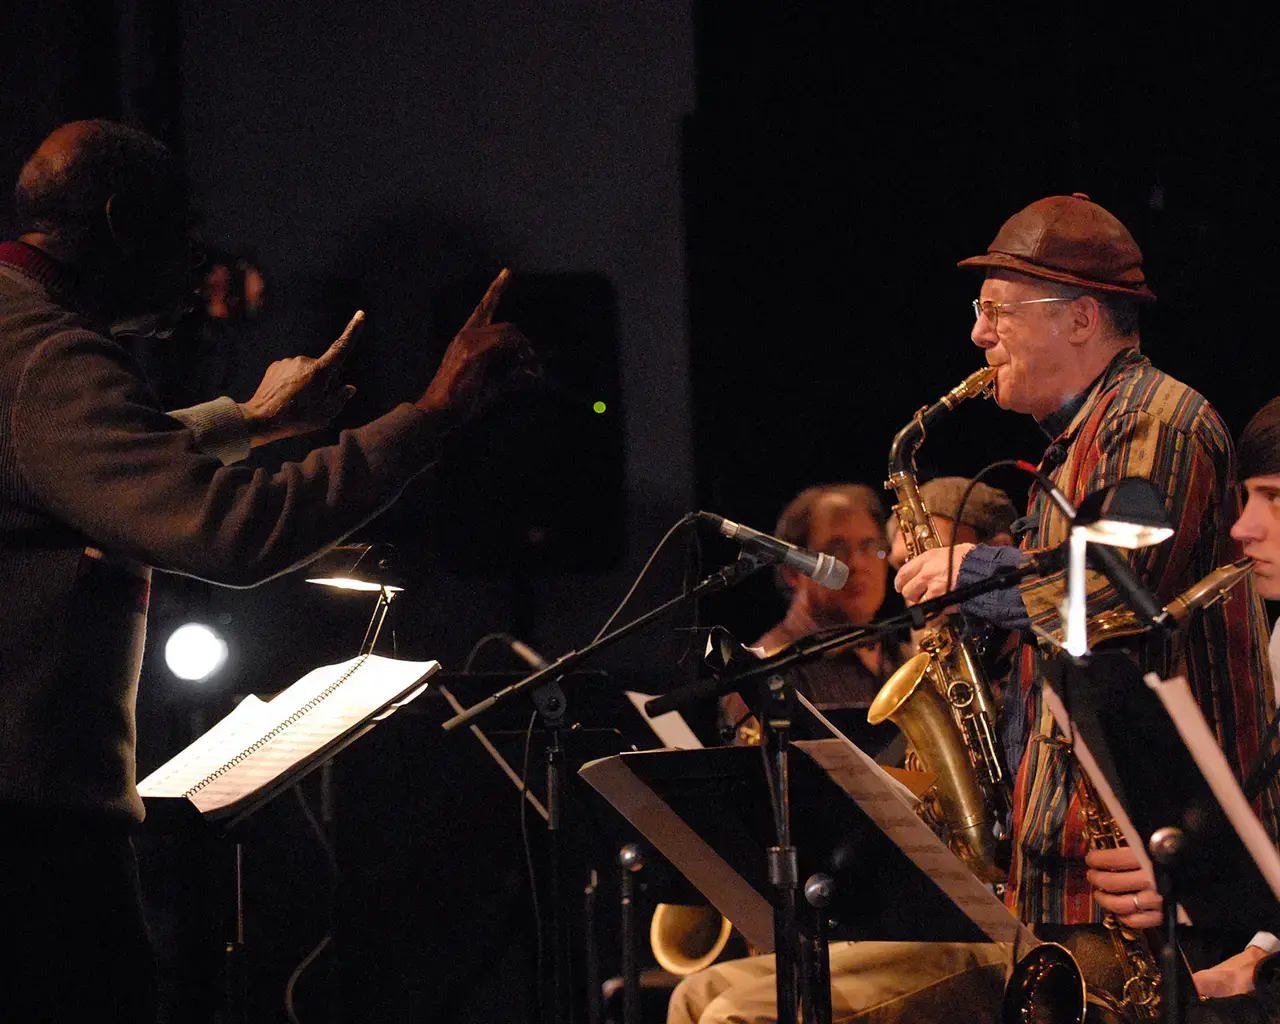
238,310,364,447
416,268,537,423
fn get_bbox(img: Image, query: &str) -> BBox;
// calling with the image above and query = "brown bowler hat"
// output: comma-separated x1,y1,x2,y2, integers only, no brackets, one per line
958,193,1156,302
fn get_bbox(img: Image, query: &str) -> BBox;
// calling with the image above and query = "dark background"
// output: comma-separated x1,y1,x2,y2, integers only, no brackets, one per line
3,3,1278,1021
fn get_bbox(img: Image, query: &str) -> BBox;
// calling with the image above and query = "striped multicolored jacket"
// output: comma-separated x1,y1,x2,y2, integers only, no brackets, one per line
1006,346,1275,925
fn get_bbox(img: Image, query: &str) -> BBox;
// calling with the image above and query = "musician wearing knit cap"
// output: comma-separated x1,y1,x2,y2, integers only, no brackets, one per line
886,477,1016,569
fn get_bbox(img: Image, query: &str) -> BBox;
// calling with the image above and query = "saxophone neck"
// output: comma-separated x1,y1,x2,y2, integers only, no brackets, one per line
887,367,997,476
1163,557,1254,625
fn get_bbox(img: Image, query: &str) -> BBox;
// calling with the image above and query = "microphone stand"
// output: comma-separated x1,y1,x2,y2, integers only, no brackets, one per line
758,664,803,1024
442,552,772,1024
646,557,1042,719
639,557,1048,1024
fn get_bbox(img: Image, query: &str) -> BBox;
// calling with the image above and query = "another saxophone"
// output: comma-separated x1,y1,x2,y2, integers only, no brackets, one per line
1003,557,1254,1024
867,366,1011,882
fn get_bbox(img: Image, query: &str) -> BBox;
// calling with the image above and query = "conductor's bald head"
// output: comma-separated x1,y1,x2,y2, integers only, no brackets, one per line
15,120,193,326
16,120,186,241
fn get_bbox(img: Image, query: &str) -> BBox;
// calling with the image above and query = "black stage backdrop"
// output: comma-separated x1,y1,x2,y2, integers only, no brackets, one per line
3,3,1279,1022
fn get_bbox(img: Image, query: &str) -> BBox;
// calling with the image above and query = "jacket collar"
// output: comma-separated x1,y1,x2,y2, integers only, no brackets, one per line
1041,346,1147,461
0,240,84,310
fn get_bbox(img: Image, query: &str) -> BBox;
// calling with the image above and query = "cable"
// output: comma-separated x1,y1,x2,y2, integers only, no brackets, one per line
284,934,333,1024
463,631,521,672
282,780,340,1022
675,523,705,667
519,711,545,1015
944,459,1028,607
592,513,698,643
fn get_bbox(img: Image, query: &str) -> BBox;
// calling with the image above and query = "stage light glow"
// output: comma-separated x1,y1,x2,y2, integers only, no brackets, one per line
592,400,607,414
165,623,228,681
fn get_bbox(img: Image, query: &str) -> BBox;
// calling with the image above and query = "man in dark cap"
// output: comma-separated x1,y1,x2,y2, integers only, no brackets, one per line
895,195,1272,970
0,120,529,1019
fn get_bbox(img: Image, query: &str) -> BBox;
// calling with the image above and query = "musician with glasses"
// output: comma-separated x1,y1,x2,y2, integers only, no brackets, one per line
721,483,906,756
895,194,1274,994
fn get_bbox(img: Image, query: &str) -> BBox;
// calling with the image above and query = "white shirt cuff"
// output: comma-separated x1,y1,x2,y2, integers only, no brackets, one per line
1249,931,1280,954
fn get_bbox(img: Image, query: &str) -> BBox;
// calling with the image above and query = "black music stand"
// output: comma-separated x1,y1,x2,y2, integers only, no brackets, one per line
1045,650,1280,1023
581,738,1029,1021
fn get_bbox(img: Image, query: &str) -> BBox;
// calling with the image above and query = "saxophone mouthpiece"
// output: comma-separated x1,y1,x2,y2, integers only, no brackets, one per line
942,366,999,409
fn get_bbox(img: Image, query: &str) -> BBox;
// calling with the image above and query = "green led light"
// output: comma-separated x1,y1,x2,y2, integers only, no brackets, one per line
592,400,607,414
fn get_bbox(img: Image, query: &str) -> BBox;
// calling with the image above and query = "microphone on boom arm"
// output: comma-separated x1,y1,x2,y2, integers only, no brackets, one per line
695,511,850,590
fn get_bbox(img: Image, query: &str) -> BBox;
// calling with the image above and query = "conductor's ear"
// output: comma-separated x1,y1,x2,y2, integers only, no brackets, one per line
105,192,162,260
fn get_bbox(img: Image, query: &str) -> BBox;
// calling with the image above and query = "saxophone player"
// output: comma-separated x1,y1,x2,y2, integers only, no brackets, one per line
1086,397,1280,1014
895,194,1274,999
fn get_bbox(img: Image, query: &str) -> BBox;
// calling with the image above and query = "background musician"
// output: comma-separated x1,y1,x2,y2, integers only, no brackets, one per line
721,483,904,756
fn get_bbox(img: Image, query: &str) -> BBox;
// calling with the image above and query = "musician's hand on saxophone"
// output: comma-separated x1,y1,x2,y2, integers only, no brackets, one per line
893,543,976,606
1085,845,1163,929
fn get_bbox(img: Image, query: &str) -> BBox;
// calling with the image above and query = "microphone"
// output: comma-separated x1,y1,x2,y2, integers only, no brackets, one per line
1042,443,1068,470
695,511,849,590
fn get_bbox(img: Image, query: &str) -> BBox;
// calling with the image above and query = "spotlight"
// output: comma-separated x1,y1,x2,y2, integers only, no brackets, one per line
164,622,228,681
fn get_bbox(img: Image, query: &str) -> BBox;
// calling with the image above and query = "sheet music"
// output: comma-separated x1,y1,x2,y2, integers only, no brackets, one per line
795,734,1037,948
136,693,273,796
1145,673,1280,902
624,691,704,750
138,655,438,817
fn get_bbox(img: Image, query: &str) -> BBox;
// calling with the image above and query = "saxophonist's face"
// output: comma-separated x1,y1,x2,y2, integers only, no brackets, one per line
1232,475,1280,600
971,272,1078,421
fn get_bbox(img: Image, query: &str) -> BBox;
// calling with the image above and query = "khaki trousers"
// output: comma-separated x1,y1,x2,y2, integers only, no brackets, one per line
665,941,1007,1024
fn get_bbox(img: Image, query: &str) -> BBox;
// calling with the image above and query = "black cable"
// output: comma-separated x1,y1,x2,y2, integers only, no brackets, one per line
676,524,705,667
592,513,698,643
463,631,521,672
519,710,545,1016
944,459,1028,604
283,781,339,1022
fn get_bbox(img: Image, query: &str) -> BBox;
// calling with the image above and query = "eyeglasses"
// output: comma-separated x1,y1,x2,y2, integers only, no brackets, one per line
972,296,1072,324
823,538,888,562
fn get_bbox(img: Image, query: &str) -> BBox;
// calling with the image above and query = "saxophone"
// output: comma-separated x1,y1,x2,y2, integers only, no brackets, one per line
1003,557,1255,1023
867,366,1012,882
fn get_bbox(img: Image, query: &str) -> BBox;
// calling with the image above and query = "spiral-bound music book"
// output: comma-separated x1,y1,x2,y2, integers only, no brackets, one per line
138,654,439,829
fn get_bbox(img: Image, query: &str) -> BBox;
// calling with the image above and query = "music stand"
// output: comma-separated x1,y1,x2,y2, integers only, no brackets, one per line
1044,650,1280,1022
581,725,1034,1022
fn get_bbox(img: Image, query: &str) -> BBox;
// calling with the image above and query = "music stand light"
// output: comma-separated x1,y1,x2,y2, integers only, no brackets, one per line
1073,477,1175,550
1061,478,1174,656
305,543,403,656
